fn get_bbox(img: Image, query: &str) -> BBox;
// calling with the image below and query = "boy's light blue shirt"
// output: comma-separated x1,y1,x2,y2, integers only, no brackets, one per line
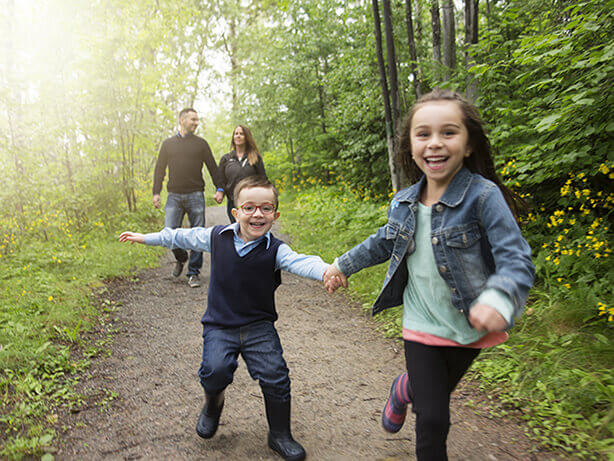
144,223,327,281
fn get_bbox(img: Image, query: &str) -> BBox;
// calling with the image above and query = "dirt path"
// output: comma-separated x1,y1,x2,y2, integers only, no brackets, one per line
55,207,556,460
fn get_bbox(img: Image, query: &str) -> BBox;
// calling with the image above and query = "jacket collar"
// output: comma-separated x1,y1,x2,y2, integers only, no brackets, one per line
395,167,473,208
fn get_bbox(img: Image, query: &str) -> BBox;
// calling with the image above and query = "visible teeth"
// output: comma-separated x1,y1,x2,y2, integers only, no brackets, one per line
426,157,447,164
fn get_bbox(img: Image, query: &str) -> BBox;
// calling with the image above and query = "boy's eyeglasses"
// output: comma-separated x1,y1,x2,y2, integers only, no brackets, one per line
238,202,277,215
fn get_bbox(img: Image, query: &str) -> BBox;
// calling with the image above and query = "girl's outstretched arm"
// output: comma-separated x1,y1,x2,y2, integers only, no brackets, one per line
119,232,145,244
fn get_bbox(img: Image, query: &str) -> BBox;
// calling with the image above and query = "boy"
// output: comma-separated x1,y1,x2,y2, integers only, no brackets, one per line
119,176,333,461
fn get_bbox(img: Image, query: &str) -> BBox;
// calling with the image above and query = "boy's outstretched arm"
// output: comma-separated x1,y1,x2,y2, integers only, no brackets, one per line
276,245,342,293
119,232,145,244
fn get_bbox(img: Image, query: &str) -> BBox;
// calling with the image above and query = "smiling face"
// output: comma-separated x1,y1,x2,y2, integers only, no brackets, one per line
410,100,471,194
233,126,245,148
232,186,280,242
179,111,199,134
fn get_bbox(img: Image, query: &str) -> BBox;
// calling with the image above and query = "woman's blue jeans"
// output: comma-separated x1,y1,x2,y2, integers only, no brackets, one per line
198,320,291,401
164,191,205,276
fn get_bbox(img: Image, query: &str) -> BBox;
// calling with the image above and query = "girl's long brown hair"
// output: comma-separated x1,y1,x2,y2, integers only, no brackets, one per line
397,88,525,217
231,125,262,166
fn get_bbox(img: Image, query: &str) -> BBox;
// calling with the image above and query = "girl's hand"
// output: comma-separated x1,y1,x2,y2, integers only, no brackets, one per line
469,303,508,332
323,265,348,293
119,232,145,244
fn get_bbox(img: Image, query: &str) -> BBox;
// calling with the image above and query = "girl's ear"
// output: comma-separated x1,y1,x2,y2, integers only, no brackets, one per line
232,208,239,219
273,210,280,220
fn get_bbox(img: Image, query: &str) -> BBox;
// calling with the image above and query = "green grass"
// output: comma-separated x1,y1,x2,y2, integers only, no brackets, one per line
277,184,614,460
0,204,165,460
0,182,226,459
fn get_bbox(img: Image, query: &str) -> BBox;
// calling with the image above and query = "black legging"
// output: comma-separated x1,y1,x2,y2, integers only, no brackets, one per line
404,340,480,460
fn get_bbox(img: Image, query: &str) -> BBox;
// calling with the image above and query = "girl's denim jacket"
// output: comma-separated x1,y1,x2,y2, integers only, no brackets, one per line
337,168,535,327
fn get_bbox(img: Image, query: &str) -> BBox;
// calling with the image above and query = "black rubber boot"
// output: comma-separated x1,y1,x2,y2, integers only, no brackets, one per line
264,396,306,461
196,391,224,439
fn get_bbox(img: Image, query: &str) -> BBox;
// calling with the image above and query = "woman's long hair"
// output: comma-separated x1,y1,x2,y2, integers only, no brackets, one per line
231,125,261,166
397,88,525,217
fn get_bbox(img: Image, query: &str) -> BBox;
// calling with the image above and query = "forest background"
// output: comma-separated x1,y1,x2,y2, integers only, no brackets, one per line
0,0,612,459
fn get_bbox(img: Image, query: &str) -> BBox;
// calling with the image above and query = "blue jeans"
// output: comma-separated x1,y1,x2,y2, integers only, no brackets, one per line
164,191,205,276
198,320,291,401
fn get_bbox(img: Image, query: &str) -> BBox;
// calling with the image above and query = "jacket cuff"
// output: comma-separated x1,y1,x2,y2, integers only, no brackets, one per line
474,288,515,327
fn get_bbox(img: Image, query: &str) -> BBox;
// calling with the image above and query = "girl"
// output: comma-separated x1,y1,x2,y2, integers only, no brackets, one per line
324,89,535,460
215,125,267,223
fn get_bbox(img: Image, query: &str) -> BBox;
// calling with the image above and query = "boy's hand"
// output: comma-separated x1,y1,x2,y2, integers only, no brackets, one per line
469,303,507,332
323,265,348,293
119,232,146,244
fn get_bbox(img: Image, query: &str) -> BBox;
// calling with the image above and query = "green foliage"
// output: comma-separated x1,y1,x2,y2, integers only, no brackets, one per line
0,185,165,459
1,0,613,458
234,0,393,195
474,1,614,208
277,184,389,311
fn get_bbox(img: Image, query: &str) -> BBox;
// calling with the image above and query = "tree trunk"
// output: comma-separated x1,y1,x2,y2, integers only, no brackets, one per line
415,0,423,42
404,0,422,98
382,0,403,190
287,137,298,182
4,0,25,215
372,0,402,191
430,0,442,79
315,63,327,134
229,15,239,119
441,0,456,80
464,0,479,101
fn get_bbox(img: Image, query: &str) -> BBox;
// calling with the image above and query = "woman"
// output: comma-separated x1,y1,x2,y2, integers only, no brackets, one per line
215,125,267,223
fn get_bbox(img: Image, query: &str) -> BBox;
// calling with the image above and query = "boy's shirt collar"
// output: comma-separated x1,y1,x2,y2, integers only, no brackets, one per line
220,222,272,248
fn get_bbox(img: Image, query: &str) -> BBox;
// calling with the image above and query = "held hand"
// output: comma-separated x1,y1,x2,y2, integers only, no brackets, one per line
469,303,508,332
213,190,224,204
119,231,146,244
152,194,162,209
323,265,348,293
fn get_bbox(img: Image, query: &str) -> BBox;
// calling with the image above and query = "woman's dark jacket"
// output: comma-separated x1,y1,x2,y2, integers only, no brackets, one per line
218,150,267,200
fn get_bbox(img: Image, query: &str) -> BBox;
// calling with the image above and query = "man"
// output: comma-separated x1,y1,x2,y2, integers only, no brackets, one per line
152,108,224,288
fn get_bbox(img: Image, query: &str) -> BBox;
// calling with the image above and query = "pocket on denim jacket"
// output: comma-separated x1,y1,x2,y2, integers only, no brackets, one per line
444,223,481,248
444,223,488,293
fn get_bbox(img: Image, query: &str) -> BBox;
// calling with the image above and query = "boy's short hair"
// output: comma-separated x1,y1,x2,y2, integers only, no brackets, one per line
233,176,279,208
179,108,196,119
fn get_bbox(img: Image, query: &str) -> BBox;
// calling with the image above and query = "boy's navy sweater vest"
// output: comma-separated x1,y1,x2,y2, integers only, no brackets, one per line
202,225,283,328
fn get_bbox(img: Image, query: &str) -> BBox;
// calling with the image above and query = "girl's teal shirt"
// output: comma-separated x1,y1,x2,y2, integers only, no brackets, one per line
336,167,535,328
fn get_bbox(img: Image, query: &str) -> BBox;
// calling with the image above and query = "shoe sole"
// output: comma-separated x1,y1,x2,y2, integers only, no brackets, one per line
268,441,306,461
196,426,216,439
